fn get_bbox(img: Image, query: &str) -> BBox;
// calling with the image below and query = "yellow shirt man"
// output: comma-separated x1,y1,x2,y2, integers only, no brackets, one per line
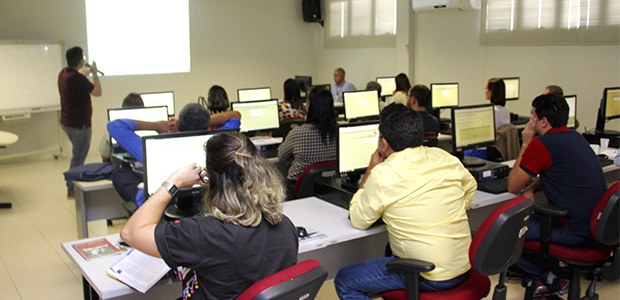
350,146,477,281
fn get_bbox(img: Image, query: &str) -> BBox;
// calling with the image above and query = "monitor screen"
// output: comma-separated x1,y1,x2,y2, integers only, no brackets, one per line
564,95,577,128
337,122,380,174
295,75,312,92
343,90,380,121
376,77,396,97
451,104,496,151
503,77,520,101
107,106,169,145
142,130,219,196
237,87,272,102
231,99,280,133
140,91,175,116
603,87,620,120
430,83,459,108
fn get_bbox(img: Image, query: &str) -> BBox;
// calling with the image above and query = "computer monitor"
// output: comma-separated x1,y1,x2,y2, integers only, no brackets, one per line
595,87,620,136
564,95,577,129
337,122,380,190
376,76,396,97
237,87,272,102
231,99,280,134
142,130,222,218
451,104,496,167
430,83,459,109
107,106,169,146
503,77,520,101
140,91,175,116
295,75,312,93
342,90,380,121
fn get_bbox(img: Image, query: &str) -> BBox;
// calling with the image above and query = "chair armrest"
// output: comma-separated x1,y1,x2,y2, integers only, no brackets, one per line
534,203,568,217
386,258,435,273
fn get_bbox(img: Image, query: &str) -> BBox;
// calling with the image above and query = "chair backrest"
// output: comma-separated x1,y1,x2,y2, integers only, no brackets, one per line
422,131,439,147
470,196,534,275
590,181,620,245
488,124,520,162
294,160,336,199
276,119,305,140
237,259,328,300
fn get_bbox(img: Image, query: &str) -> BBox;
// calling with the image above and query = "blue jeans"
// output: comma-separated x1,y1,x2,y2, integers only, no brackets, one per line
61,124,91,193
514,215,590,283
335,256,467,299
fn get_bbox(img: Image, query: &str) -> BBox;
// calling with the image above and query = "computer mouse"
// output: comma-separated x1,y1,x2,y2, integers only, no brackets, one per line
597,154,608,159
296,226,308,238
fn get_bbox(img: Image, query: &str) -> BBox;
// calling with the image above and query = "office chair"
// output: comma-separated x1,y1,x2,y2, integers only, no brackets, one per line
293,160,336,199
520,181,619,300
274,118,305,140
382,196,535,300
237,259,328,300
487,124,520,162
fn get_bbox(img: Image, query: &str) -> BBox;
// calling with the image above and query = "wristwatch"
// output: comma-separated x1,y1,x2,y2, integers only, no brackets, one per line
161,181,178,196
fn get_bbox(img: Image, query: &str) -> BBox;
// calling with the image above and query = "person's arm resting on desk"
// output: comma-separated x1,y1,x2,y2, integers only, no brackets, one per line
349,149,386,229
121,164,203,258
210,111,241,130
508,121,539,195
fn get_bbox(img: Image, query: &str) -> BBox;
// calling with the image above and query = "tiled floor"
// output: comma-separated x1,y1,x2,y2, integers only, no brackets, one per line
0,155,618,300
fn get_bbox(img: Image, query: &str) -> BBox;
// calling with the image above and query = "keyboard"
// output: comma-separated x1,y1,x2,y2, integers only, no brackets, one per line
598,156,614,167
477,177,509,194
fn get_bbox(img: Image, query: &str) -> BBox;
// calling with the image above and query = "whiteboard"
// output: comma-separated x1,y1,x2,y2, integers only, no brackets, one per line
0,41,63,115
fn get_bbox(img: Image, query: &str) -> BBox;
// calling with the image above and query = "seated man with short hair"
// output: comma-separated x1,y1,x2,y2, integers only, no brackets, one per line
334,103,477,299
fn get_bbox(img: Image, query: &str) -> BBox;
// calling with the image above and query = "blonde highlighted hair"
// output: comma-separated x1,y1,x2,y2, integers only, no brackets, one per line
203,132,286,227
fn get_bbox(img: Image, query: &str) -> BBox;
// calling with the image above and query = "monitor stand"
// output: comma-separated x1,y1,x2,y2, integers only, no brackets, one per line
340,173,361,193
461,156,487,168
164,187,204,220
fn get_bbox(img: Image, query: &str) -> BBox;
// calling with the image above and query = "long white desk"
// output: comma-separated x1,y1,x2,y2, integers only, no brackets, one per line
62,197,387,300
0,131,19,209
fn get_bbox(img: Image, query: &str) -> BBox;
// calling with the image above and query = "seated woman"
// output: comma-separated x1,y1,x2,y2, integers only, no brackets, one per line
278,89,337,193
120,132,298,299
204,85,242,130
388,73,411,106
485,77,511,129
280,78,306,120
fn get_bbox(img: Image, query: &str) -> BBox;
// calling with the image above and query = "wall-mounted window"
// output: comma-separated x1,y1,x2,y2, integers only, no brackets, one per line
483,0,620,44
325,0,397,48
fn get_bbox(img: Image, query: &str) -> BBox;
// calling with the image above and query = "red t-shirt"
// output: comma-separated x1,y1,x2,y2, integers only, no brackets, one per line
58,68,94,128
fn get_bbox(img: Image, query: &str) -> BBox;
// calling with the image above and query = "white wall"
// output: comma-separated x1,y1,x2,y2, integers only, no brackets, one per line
412,10,620,131
0,0,319,158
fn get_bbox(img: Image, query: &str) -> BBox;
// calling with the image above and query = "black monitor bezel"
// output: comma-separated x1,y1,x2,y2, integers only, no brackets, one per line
450,104,497,153
139,90,176,117
294,75,313,93
430,82,460,109
336,121,380,177
237,87,272,102
231,99,281,133
502,77,520,101
376,76,396,97
342,90,381,121
308,83,331,94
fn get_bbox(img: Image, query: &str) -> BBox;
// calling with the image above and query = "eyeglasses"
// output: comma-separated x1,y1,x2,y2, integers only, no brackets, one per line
199,168,209,184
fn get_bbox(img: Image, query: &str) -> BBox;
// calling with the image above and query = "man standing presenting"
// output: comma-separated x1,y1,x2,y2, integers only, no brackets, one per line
507,94,606,297
335,104,477,298
58,46,102,197
331,67,356,103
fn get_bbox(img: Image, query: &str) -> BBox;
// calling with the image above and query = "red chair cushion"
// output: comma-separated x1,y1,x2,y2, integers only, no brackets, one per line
523,241,614,263
381,271,490,300
236,259,321,300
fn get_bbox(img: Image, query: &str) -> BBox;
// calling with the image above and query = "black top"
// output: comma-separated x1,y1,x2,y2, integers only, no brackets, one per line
418,111,441,134
155,214,298,299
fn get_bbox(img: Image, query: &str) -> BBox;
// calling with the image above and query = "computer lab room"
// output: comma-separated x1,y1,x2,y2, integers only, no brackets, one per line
0,0,619,299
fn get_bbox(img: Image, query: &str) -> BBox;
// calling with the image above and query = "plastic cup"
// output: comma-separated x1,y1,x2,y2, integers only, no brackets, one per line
600,138,610,153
